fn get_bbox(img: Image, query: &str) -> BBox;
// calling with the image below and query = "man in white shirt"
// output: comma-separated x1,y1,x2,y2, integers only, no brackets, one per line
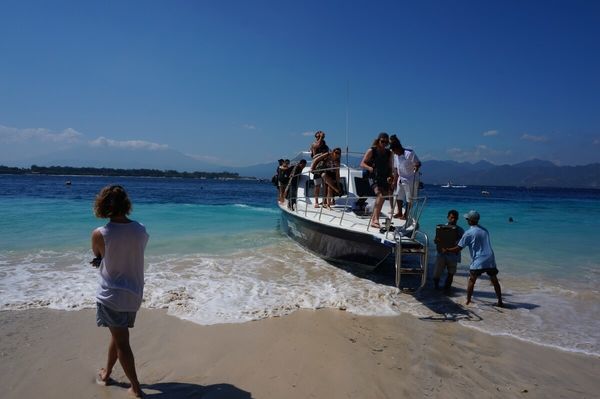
390,135,421,219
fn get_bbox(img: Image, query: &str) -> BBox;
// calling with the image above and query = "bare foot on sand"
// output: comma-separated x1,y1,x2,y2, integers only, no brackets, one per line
496,302,504,308
96,368,113,386
128,386,144,398
466,299,472,306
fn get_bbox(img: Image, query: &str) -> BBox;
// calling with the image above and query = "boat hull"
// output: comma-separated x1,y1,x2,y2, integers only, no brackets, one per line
280,209,394,270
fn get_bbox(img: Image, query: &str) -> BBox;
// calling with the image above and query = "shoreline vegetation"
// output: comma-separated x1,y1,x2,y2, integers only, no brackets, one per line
0,165,255,180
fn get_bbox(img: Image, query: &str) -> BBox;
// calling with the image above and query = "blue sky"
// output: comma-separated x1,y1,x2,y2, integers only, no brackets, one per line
1,0,599,167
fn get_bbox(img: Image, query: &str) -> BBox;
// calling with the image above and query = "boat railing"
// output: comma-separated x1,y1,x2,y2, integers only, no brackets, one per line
283,165,427,239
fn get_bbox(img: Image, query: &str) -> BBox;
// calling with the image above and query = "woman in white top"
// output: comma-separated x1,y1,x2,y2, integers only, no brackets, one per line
91,185,148,398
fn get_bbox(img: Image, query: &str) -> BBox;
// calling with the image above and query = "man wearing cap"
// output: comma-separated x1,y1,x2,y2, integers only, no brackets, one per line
443,210,503,307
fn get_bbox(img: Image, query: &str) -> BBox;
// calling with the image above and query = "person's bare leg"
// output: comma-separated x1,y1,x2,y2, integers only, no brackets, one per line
394,200,403,218
109,327,143,397
324,186,331,208
324,177,340,208
322,177,330,207
490,275,503,307
404,201,412,220
98,334,118,384
466,274,477,305
314,185,321,207
371,193,384,227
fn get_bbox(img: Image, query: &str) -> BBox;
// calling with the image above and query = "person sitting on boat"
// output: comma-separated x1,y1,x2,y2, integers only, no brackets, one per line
390,134,421,220
360,132,394,229
277,159,290,203
311,148,342,209
443,210,503,307
433,209,464,291
284,159,307,211
310,131,329,208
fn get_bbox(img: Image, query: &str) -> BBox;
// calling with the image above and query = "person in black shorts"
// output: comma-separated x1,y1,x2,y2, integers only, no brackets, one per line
310,131,329,207
443,210,503,307
360,132,393,228
284,159,307,210
277,159,290,203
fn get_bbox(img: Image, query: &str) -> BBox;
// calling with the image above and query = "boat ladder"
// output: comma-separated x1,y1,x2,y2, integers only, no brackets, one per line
394,232,429,291
392,195,429,291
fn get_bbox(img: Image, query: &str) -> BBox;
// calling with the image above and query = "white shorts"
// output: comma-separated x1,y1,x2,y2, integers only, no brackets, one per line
395,181,416,202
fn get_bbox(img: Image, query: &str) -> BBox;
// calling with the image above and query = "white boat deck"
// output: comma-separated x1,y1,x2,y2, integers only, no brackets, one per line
280,197,413,242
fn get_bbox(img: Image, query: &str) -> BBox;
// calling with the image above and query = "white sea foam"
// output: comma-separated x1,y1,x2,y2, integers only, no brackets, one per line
0,246,598,357
448,281,600,357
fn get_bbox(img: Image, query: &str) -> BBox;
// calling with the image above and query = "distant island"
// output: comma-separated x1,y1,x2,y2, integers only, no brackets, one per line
235,157,600,189
420,159,600,189
2,159,599,188
0,165,249,180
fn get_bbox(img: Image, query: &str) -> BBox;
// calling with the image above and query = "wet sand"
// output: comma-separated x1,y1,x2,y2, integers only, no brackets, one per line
1,308,598,398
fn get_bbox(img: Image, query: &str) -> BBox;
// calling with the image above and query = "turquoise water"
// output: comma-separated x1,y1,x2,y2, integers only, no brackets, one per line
419,188,600,283
0,175,598,356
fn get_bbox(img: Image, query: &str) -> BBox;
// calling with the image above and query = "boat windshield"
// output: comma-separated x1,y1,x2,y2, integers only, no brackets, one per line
289,150,365,169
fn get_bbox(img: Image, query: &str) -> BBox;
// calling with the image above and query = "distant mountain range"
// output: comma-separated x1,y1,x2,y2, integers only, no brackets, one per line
5,146,599,188
420,159,599,188
233,158,600,189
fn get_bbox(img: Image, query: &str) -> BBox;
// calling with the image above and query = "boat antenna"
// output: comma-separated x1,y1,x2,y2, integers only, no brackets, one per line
345,80,349,166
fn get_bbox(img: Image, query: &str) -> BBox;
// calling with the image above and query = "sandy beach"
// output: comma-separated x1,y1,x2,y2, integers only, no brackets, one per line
1,308,598,399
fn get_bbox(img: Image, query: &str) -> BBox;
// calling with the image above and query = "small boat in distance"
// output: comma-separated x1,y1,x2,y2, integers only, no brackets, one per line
441,181,466,188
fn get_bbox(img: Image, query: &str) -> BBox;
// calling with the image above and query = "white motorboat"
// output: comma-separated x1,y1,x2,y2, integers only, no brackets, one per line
278,152,429,290
441,181,466,188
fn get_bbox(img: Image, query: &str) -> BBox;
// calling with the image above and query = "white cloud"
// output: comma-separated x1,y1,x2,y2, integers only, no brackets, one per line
418,152,435,161
301,131,314,137
89,136,168,151
521,133,548,142
0,125,83,143
242,124,256,130
446,145,510,162
482,129,498,137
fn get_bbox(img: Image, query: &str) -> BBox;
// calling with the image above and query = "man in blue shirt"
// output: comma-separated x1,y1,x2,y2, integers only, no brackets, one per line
443,210,503,307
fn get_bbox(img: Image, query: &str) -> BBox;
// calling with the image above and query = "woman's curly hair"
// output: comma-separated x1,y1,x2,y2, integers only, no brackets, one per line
94,185,132,218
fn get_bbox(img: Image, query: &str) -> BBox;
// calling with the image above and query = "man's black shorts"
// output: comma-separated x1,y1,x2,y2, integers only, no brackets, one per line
469,268,499,278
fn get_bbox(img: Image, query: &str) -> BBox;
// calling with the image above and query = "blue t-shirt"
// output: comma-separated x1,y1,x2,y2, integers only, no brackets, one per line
458,225,496,270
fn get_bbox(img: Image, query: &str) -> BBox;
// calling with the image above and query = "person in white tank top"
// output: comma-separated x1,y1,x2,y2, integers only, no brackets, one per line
91,185,148,398
390,135,421,219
